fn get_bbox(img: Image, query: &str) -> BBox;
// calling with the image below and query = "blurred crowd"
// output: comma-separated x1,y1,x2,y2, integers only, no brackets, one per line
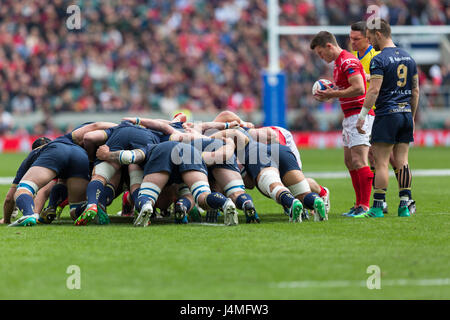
0,0,449,135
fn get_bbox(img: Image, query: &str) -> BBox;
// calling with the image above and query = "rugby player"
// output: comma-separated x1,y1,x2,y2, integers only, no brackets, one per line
355,19,418,218
7,135,91,227
1,137,55,225
207,110,331,216
350,21,415,215
95,140,238,227
310,31,374,217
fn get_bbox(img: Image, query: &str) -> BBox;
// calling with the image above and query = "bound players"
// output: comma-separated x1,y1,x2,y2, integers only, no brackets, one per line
355,19,419,218
310,31,374,217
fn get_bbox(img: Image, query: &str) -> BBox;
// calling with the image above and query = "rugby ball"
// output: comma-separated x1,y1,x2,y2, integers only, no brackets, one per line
312,79,334,102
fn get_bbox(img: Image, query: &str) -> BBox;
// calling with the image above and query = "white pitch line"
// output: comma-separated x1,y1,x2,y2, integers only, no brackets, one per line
306,169,450,179
0,169,449,185
274,278,450,289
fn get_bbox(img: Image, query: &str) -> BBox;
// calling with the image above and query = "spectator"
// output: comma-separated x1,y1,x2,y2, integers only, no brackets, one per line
0,105,13,135
10,92,33,115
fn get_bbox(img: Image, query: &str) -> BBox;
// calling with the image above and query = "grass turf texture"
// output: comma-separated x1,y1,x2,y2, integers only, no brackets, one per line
0,147,449,299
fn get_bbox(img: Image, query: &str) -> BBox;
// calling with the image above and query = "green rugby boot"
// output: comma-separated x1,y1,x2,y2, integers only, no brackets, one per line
75,204,98,226
398,206,411,217
289,199,303,223
8,214,37,227
313,197,327,221
353,207,384,218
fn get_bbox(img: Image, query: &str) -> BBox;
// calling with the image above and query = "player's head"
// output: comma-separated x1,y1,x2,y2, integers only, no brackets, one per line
310,31,340,63
350,21,370,52
31,137,51,150
366,18,391,51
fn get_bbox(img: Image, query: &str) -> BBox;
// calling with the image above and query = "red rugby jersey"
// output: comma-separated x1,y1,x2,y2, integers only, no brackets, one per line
333,50,374,118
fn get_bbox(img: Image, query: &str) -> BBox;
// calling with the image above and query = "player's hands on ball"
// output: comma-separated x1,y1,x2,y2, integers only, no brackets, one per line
314,87,335,101
96,145,110,160
356,118,366,134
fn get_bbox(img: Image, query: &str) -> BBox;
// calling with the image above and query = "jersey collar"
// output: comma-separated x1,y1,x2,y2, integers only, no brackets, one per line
358,45,373,60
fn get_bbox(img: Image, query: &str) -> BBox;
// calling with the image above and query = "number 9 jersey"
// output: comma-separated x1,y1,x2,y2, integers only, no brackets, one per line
369,47,418,116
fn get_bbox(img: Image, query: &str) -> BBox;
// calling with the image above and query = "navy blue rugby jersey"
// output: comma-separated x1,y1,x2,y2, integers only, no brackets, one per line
370,47,417,116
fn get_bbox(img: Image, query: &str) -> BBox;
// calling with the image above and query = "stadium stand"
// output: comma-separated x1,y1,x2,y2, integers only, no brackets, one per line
0,0,449,136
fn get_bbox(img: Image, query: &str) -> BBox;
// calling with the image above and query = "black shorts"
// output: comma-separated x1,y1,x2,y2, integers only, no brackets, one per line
371,112,414,145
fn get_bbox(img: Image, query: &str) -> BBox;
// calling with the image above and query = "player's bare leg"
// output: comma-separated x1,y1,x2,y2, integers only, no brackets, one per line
66,177,89,221
75,160,120,225
134,172,170,227
306,178,330,216
255,167,303,222
10,167,57,227
181,170,237,226
282,170,326,221
393,143,414,216
212,168,259,223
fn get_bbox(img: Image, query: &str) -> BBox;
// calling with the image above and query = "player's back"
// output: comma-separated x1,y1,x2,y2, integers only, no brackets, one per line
370,47,417,116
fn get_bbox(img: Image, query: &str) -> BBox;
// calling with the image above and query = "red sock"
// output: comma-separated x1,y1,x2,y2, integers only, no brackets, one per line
58,198,69,209
318,185,327,197
357,166,374,209
349,169,361,207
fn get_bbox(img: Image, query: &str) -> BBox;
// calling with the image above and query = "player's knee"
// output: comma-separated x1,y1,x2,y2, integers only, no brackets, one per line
288,179,311,198
190,181,211,206
15,180,39,200
257,169,283,199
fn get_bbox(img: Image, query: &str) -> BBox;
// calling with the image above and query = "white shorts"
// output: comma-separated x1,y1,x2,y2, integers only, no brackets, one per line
272,126,302,169
342,114,374,148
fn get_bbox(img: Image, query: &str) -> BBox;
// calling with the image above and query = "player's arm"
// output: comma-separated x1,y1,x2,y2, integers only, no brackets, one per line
72,122,117,146
187,121,241,135
0,185,17,224
251,127,279,144
326,73,365,98
201,138,236,166
213,110,255,128
83,129,109,161
209,129,249,151
356,76,383,134
410,74,419,120
34,179,57,214
95,144,146,165
122,117,175,136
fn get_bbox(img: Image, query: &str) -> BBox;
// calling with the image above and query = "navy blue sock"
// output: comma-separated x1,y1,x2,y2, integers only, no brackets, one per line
86,180,104,205
235,193,253,210
399,188,412,207
131,189,139,207
303,192,320,210
99,183,115,209
206,192,227,209
48,183,68,207
15,193,35,216
278,190,295,210
373,189,386,208
176,197,192,211
137,195,152,211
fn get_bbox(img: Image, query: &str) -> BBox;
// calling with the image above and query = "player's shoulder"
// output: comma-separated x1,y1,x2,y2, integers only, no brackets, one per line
340,50,361,68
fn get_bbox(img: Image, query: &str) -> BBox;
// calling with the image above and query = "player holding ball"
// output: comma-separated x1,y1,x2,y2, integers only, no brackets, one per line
310,31,375,217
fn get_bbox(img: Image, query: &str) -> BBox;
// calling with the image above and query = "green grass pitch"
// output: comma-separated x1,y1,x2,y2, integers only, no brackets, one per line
0,147,449,299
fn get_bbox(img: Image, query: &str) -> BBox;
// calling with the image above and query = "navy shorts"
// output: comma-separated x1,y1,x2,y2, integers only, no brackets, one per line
276,144,301,178
143,141,208,184
105,122,160,151
371,112,414,144
32,142,90,180
240,141,275,180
